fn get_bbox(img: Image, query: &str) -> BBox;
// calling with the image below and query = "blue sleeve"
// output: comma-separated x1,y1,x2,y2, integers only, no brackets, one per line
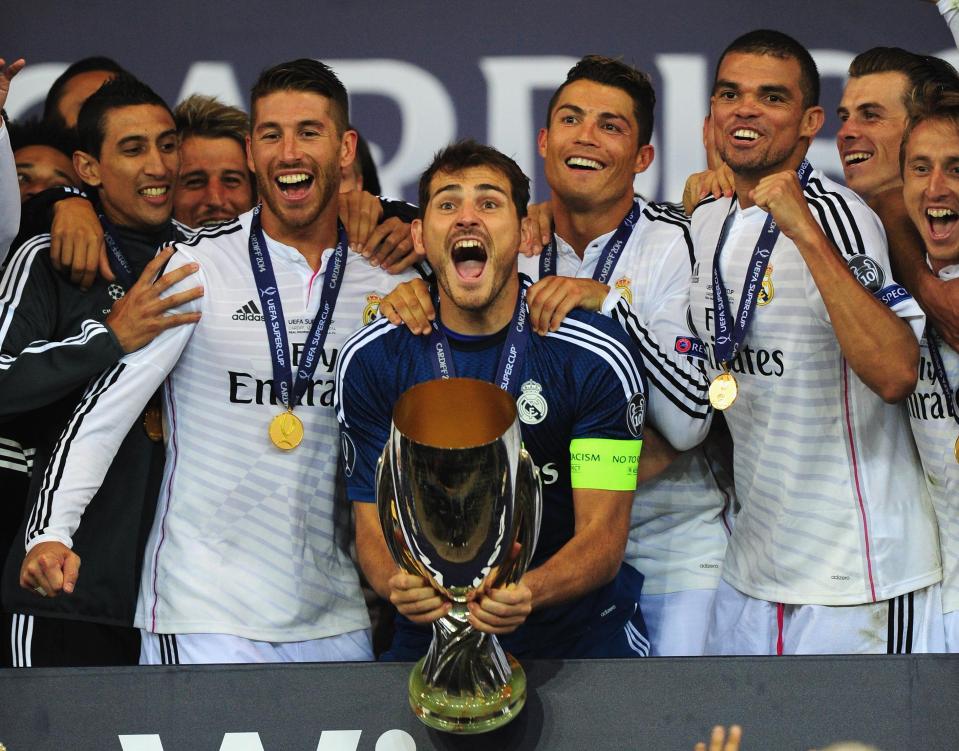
569,315,648,443
335,326,399,502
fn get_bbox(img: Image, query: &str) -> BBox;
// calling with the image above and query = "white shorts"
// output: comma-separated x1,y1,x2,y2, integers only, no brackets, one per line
945,610,959,652
140,628,374,665
704,579,946,655
641,589,716,656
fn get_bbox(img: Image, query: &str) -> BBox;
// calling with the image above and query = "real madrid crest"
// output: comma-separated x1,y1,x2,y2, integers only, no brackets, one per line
758,265,774,306
363,293,382,324
614,277,633,306
517,380,548,425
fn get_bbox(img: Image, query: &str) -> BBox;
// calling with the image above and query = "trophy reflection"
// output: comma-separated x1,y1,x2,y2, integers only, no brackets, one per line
376,377,542,733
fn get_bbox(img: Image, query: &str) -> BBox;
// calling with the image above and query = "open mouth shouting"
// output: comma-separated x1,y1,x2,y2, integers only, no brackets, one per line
731,128,761,143
565,156,605,171
451,237,489,281
926,206,959,242
275,171,314,201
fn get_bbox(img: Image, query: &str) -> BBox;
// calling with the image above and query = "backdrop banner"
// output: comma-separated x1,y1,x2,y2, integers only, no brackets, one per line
1,655,958,750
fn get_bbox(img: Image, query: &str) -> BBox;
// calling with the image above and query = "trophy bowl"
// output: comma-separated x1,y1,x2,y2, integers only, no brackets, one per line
376,377,542,734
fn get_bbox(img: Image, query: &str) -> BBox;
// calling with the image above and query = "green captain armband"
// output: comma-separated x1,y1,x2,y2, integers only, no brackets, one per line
569,438,643,491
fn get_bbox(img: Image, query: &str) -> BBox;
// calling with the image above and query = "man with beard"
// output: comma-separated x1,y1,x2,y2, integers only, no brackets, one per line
17,59,420,664
336,140,650,659
688,30,941,654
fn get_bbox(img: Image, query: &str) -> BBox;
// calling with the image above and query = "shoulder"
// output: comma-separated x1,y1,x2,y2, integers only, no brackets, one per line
337,317,407,376
641,199,691,230
3,234,54,282
803,171,883,257
550,310,642,369
174,216,246,256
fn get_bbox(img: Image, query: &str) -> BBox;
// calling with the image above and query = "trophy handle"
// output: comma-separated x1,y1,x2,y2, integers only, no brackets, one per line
491,448,542,588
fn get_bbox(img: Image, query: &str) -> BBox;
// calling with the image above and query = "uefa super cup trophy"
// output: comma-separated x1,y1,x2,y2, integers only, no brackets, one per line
376,377,543,734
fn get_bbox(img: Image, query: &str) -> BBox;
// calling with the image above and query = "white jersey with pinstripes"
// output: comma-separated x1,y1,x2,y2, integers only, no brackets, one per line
689,171,941,606
23,208,417,642
519,198,727,594
909,264,959,614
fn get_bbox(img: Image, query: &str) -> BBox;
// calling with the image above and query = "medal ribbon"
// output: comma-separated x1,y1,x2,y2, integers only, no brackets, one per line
711,159,813,366
926,326,959,427
98,215,137,289
539,201,642,283
248,206,348,410
429,274,532,397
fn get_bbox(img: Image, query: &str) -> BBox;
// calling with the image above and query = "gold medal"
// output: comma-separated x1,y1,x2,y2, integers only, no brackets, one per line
269,410,304,451
954,435,959,465
709,370,738,411
142,394,164,442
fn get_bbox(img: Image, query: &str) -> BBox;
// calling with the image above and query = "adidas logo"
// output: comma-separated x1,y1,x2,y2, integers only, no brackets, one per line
233,300,265,321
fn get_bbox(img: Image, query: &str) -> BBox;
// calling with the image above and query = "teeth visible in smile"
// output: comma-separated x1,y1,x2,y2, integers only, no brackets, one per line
454,239,483,249
566,157,603,169
277,173,310,184
140,187,167,196
844,152,872,164
733,129,760,140
928,208,957,218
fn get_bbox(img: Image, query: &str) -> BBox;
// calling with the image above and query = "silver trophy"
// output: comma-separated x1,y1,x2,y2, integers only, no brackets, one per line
376,377,542,734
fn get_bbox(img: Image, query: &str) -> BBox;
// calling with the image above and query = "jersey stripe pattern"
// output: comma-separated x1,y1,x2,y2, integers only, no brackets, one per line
24,209,418,642
519,198,728,594
909,267,959,614
689,170,940,605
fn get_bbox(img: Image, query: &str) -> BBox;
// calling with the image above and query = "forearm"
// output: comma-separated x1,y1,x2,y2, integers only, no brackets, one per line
796,229,918,401
521,491,631,612
354,502,401,600
635,426,679,484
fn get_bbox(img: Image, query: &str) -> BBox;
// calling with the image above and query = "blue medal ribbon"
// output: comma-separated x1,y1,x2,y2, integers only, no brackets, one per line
98,215,137,289
711,159,813,366
248,206,348,410
429,274,532,397
925,326,959,427
539,201,642,283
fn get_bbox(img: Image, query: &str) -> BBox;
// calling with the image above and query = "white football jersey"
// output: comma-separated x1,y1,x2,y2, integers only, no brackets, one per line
689,171,940,605
909,263,959,614
27,209,417,641
520,198,729,594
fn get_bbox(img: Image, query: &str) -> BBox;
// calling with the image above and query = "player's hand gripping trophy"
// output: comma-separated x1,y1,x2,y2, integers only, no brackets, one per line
376,377,542,733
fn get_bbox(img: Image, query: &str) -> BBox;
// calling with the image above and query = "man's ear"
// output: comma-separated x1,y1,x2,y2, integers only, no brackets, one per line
537,128,549,159
246,134,256,175
73,150,101,187
519,215,533,252
633,143,655,175
339,129,359,171
411,218,426,257
800,105,825,141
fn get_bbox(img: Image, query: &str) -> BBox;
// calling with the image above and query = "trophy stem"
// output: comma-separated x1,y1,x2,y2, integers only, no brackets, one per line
408,607,527,733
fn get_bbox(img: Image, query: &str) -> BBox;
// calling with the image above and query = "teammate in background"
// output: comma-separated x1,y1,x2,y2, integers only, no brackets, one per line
172,94,254,229
0,75,202,667
9,119,80,202
16,59,420,665
339,127,380,195
900,84,959,651
381,56,725,656
337,140,650,658
690,29,941,654
42,56,126,131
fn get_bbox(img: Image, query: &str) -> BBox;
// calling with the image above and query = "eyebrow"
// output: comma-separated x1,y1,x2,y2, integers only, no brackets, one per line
555,103,630,122
14,162,74,181
116,128,177,147
433,182,509,199
254,119,327,132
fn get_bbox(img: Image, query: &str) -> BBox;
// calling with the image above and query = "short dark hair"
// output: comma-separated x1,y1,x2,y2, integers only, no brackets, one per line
546,55,656,145
250,59,349,134
901,83,959,172
76,74,172,159
850,47,959,110
42,56,127,128
9,117,78,158
715,29,820,108
174,94,249,149
418,140,530,219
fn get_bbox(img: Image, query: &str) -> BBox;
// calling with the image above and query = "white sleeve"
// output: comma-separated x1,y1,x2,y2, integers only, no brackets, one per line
24,250,204,551
939,0,959,48
610,234,712,452
0,120,21,267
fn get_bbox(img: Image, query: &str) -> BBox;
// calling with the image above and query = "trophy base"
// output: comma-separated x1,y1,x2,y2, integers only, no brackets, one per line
408,653,527,734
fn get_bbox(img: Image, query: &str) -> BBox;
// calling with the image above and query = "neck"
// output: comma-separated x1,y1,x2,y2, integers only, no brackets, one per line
551,191,636,257
259,203,338,271
930,256,958,276
438,273,520,336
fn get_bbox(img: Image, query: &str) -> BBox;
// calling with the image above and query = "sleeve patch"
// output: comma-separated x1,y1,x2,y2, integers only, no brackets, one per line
876,283,913,308
626,392,646,438
569,438,643,491
846,255,885,293
674,335,708,360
